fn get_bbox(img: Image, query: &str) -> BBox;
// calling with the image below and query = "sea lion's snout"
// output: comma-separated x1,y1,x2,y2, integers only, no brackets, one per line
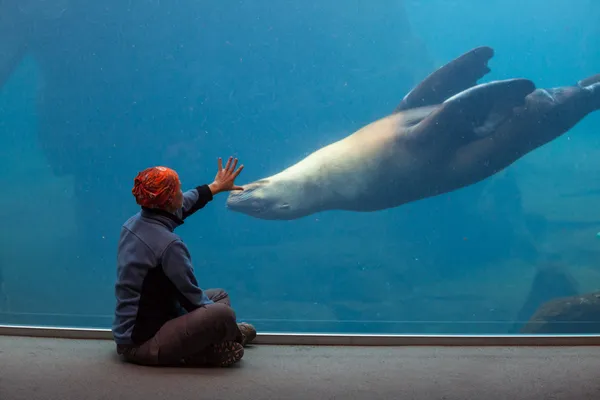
225,178,298,220
226,179,274,216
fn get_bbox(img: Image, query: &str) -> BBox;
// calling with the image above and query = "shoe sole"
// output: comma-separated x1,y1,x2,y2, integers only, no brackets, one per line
213,341,244,367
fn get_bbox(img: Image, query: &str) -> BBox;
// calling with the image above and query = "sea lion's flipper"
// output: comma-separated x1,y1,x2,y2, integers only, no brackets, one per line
578,73,600,88
407,78,536,149
578,73,600,109
394,46,495,113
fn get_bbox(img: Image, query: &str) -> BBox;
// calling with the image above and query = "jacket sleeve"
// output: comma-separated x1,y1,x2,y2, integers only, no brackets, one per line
181,184,214,220
161,239,213,311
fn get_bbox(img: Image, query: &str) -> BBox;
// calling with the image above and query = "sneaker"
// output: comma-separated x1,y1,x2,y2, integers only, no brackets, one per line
206,342,244,367
238,322,257,346
185,341,244,367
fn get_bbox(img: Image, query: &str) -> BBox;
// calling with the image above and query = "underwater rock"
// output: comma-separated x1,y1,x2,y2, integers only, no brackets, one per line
509,261,579,333
520,291,600,334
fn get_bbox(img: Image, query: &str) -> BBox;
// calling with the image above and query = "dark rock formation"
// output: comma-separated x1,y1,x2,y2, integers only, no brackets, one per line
510,262,579,333
520,291,600,334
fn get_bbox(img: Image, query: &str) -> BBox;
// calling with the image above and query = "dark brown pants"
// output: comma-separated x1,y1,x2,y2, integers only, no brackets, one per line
117,288,243,366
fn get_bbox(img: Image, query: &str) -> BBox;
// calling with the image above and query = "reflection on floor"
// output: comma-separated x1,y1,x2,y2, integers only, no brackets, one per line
1,335,600,400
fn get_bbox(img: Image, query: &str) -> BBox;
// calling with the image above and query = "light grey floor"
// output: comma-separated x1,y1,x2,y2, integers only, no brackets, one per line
1,336,600,400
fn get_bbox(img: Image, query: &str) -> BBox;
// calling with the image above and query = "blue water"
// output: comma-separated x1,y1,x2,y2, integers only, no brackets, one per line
0,0,599,335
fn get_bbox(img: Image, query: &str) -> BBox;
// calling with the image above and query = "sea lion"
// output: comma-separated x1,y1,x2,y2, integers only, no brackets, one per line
226,47,600,220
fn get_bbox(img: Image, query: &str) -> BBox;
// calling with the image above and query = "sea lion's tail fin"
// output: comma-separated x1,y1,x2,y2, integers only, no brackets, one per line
394,46,495,113
407,78,536,148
